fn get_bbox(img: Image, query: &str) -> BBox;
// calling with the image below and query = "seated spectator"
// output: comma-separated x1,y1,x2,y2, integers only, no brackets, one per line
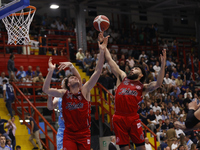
156,119,166,143
171,139,179,150
185,135,193,150
155,110,162,124
126,56,135,68
76,48,85,69
6,139,12,150
88,60,96,76
166,124,176,148
159,137,168,150
83,52,93,72
172,102,180,115
16,145,21,150
162,110,169,121
175,75,183,87
86,33,93,43
170,88,180,99
184,68,194,85
167,102,173,115
148,50,156,65
0,72,8,96
153,61,160,75
172,68,179,79
9,73,17,82
34,66,41,77
147,109,157,133
184,88,192,99
110,41,119,54
152,102,161,113
189,82,196,94
24,75,33,95
192,93,200,104
162,119,171,131
138,103,148,125
163,73,172,92
145,137,152,150
26,66,35,77
139,51,147,62
16,66,26,79
118,54,126,66
175,125,185,139
33,73,44,95
181,81,188,95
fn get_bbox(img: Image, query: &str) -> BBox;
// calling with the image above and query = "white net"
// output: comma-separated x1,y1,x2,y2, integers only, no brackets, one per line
2,6,36,45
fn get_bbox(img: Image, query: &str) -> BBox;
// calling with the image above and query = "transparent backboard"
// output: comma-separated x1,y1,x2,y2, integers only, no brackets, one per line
0,0,29,20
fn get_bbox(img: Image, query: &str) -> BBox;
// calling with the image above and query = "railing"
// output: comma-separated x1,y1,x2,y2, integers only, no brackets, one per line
12,82,57,150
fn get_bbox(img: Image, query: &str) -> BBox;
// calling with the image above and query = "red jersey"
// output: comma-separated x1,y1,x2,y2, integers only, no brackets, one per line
115,77,143,117
62,91,91,132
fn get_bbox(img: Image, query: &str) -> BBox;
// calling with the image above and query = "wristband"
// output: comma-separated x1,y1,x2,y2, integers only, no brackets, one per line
70,65,74,70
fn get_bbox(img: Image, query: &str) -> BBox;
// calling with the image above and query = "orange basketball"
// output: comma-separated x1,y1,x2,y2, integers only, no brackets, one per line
93,15,110,32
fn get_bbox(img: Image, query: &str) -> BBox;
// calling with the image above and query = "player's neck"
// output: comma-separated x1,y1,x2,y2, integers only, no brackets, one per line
70,87,80,94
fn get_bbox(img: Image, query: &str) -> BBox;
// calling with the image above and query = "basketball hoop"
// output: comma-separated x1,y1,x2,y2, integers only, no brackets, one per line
2,6,36,45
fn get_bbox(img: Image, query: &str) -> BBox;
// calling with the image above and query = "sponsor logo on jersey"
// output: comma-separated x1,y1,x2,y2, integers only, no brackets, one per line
116,137,120,143
65,102,84,110
123,80,129,85
118,88,138,96
136,85,141,90
87,139,90,144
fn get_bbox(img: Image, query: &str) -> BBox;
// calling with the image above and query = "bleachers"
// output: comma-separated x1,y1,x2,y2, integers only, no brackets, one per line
0,54,69,76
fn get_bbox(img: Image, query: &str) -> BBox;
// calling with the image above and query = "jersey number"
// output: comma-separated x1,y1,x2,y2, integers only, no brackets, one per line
8,85,14,92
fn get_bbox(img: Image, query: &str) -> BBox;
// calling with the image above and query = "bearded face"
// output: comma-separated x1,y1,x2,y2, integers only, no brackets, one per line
127,73,139,80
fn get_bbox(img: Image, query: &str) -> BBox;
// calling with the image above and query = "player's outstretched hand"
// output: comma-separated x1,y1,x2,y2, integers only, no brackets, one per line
48,57,56,70
188,98,200,110
98,33,110,51
160,49,166,65
58,62,73,70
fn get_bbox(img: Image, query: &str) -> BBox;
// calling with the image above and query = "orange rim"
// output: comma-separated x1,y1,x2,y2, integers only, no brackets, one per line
9,5,36,16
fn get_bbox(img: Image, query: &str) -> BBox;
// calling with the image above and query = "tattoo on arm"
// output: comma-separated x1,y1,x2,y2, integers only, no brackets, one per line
145,81,158,93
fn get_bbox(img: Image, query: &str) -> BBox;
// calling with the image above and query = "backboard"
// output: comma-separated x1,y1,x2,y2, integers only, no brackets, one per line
0,0,29,20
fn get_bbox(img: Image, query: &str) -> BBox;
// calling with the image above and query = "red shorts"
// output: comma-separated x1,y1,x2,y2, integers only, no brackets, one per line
112,114,144,145
63,129,91,150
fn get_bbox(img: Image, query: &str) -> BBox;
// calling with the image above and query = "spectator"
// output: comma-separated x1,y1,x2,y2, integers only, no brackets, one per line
16,66,26,80
83,52,93,72
25,113,43,150
0,135,10,150
88,60,96,76
153,61,161,75
32,73,44,95
0,117,11,141
26,66,35,77
138,103,148,125
162,119,171,131
162,110,169,121
159,137,168,150
155,110,162,124
152,102,161,113
139,51,147,62
156,119,165,142
110,41,119,54
175,124,185,139
172,68,179,79
6,139,12,150
145,137,152,150
76,48,85,69
16,145,21,150
175,75,183,87
179,117,185,125
3,79,18,117
126,56,135,68
166,124,177,148
7,54,17,78
185,135,193,150
191,143,196,150
5,117,16,150
86,33,93,43
108,136,117,150
172,102,180,115
184,88,192,99
118,54,126,66
171,139,179,150
147,109,157,133
68,38,76,61
181,81,188,95
184,68,194,85
0,72,8,97
34,66,41,76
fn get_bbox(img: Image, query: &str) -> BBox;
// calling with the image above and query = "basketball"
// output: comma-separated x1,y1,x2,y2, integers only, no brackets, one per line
93,15,110,32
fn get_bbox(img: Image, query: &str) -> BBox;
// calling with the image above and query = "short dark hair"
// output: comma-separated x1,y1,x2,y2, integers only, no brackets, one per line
133,64,146,83
16,145,21,148
65,74,75,91
0,135,6,139
2,79,7,83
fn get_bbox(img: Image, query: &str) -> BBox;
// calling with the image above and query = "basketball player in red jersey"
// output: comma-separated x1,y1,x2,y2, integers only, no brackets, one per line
42,35,109,150
99,32,166,150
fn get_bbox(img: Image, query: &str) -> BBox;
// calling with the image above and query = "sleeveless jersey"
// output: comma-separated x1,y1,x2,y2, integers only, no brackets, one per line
62,91,91,132
115,77,143,117
58,98,65,128
5,84,15,101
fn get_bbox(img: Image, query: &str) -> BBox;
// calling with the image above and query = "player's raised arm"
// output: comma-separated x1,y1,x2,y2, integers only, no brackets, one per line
58,62,82,88
99,32,126,82
143,49,166,95
42,57,66,97
81,35,109,99
47,95,59,110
